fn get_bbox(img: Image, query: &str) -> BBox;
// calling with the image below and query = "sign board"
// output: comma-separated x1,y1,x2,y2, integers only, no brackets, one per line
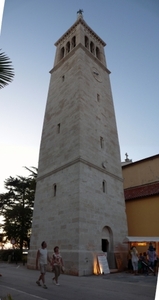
114,253,123,270
97,254,110,274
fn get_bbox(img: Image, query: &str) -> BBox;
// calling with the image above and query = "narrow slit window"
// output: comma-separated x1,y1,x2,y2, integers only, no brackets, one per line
97,94,100,102
62,75,65,82
57,123,60,133
103,181,106,193
100,136,104,148
53,184,57,197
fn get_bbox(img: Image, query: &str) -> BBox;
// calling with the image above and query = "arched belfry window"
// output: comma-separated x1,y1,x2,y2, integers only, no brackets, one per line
85,36,89,49
53,184,57,197
60,47,64,59
66,41,70,54
96,47,100,60
90,41,94,54
72,36,76,48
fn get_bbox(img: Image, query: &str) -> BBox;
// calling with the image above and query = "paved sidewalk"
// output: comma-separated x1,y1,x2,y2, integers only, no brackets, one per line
0,263,158,300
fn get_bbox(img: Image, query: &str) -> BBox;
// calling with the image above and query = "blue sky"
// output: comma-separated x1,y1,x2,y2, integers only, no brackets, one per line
0,0,159,191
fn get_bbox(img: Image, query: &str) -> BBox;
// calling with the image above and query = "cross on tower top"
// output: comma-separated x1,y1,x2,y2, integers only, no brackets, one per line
77,9,84,19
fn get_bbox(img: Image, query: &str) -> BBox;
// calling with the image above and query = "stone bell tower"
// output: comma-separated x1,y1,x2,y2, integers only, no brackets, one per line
28,11,128,275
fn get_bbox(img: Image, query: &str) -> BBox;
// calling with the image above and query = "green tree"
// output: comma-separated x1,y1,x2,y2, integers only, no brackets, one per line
0,167,37,249
0,49,14,89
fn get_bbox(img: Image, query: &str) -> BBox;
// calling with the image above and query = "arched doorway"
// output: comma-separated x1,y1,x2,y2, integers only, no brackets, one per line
101,226,115,268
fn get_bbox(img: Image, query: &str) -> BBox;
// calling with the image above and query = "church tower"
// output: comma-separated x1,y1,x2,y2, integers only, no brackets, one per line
28,11,128,275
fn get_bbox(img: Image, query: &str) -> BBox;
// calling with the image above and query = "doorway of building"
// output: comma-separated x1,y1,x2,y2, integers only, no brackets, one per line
102,239,109,252
101,226,115,268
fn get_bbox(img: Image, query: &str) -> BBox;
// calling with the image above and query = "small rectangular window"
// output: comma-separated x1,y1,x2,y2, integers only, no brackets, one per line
103,181,105,193
62,75,65,82
102,180,107,193
100,136,104,148
53,184,57,197
57,123,60,133
97,94,100,102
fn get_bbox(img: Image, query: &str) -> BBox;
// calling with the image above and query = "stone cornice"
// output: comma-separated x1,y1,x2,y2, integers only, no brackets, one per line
37,157,123,182
55,17,106,47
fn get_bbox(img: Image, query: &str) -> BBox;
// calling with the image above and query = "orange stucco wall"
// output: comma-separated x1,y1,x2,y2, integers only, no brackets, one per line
122,155,159,254
126,195,159,236
126,195,159,254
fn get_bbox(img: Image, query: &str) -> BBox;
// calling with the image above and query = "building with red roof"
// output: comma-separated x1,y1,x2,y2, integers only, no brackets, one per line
122,154,159,254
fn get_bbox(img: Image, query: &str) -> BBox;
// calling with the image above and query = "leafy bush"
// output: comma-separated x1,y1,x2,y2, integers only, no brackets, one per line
0,249,22,262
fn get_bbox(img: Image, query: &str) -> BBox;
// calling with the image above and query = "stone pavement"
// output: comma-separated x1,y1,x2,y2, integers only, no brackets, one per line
0,263,158,300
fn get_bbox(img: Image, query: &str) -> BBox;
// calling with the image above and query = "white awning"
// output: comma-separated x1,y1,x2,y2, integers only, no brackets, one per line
123,236,159,243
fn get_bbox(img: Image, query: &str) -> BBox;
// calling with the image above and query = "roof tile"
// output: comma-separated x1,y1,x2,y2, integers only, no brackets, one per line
124,182,159,200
